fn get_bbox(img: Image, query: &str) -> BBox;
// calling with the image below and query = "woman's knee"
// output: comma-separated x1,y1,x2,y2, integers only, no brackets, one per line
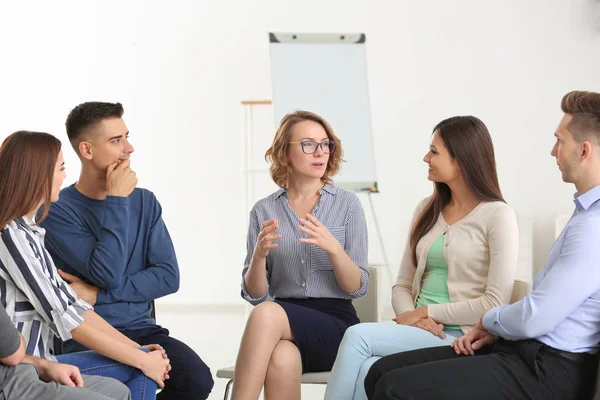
340,323,379,352
247,302,288,330
267,340,301,374
343,323,371,342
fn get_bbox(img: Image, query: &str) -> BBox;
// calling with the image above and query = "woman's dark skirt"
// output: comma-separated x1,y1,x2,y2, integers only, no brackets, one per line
274,297,359,373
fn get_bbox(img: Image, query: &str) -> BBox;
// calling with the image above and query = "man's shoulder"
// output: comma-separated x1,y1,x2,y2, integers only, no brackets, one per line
560,211,600,251
45,189,80,221
133,187,156,200
131,187,162,211
52,184,90,209
571,210,600,234
55,185,77,203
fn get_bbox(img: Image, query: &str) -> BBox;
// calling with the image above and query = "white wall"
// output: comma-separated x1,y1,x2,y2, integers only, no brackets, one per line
1,0,599,305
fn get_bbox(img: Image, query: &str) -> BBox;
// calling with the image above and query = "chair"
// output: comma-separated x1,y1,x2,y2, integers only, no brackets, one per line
216,266,380,400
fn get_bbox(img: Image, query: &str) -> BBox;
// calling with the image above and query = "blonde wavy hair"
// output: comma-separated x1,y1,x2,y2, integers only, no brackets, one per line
265,110,344,188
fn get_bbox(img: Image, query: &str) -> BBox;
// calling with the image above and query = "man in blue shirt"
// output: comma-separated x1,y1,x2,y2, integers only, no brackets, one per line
364,90,600,400
41,102,213,400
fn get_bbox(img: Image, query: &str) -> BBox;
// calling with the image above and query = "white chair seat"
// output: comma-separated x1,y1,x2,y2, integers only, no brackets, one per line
299,371,330,384
217,366,330,384
215,366,234,380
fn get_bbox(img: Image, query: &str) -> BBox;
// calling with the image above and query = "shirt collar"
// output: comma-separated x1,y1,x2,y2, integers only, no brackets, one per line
15,216,44,235
273,183,338,199
573,184,600,211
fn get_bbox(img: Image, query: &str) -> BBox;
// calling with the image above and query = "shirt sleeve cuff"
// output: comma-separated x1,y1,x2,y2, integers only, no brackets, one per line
426,303,446,322
0,329,21,358
241,277,268,306
482,306,505,336
346,268,369,299
95,289,110,305
51,300,92,341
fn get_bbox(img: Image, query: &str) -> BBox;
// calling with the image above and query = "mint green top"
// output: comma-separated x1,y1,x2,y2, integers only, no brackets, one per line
416,235,461,331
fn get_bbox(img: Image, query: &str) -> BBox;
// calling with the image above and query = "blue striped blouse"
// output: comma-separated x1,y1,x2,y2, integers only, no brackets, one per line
241,184,369,305
0,217,92,361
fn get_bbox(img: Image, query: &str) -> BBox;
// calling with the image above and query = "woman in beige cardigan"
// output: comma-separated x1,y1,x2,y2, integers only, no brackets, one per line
325,116,519,400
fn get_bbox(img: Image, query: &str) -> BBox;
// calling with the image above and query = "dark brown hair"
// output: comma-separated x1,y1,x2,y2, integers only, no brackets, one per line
66,101,124,152
265,110,344,188
409,116,505,266
561,91,600,142
0,131,61,230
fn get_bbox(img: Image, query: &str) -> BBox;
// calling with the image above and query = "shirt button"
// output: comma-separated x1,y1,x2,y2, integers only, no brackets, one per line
302,282,306,287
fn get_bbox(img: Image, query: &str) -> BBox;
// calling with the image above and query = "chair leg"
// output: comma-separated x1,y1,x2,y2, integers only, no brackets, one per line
224,379,233,400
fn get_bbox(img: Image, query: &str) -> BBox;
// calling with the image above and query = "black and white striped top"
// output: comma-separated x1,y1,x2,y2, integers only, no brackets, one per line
0,217,91,361
242,184,369,305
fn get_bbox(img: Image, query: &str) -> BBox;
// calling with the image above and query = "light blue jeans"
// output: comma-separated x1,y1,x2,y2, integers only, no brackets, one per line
324,322,462,400
57,350,157,400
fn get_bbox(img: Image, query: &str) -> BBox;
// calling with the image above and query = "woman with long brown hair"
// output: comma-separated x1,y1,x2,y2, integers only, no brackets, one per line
231,111,369,400
325,116,519,400
0,131,170,400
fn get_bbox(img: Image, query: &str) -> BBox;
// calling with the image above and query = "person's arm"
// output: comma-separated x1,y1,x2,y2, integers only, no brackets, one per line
70,312,169,387
0,303,25,366
71,311,149,367
22,356,84,387
483,216,600,340
43,198,130,289
2,259,165,385
79,308,162,352
392,198,430,315
334,195,368,296
81,309,140,348
0,335,26,366
96,196,180,304
427,205,519,325
299,195,368,297
241,208,271,305
0,226,93,341
2,224,151,354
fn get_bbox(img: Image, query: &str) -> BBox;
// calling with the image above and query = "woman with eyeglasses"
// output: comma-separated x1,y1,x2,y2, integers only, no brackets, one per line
231,111,369,400
324,116,519,400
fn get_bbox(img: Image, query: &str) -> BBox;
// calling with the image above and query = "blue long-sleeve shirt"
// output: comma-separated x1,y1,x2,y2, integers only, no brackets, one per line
483,185,600,353
40,185,180,330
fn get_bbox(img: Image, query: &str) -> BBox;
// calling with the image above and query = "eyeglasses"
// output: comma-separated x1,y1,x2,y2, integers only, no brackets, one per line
289,140,336,154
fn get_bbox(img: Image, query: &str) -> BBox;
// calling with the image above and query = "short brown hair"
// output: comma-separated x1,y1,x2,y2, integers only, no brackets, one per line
561,91,600,142
66,102,124,152
0,131,62,230
265,110,344,188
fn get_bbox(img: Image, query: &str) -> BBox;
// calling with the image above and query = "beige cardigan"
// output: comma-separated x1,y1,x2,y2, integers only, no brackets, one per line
392,197,519,333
